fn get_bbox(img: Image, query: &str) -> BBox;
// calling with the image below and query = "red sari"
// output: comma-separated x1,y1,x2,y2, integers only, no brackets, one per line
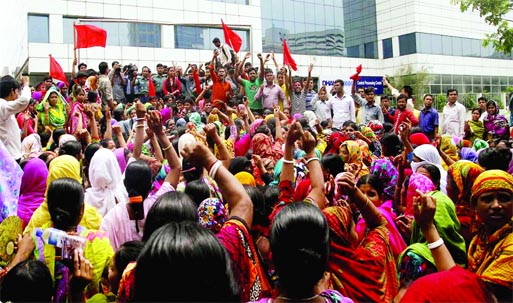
323,206,398,303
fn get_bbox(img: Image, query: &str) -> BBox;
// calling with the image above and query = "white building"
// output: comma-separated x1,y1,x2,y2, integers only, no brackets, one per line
1,0,513,100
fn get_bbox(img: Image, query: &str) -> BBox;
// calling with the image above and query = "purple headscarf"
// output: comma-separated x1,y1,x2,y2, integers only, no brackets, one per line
114,148,127,174
17,158,48,228
460,147,478,163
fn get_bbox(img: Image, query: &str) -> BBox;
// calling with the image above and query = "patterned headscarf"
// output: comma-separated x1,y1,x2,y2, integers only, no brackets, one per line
405,173,436,217
440,134,459,170
323,204,353,247
448,160,484,203
360,126,376,141
370,158,399,199
472,139,488,152
356,139,375,167
340,140,370,177
470,169,513,205
366,120,384,138
197,198,227,232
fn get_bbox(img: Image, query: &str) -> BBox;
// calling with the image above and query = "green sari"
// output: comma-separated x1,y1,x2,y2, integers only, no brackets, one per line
36,87,67,130
467,119,485,143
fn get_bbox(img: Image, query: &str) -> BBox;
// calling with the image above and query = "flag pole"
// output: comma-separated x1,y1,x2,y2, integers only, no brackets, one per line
73,22,80,67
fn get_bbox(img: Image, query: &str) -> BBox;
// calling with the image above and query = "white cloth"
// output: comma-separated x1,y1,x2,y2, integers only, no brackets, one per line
0,85,30,159
442,101,466,137
85,148,128,216
412,144,447,194
312,96,331,122
327,93,355,129
21,133,42,159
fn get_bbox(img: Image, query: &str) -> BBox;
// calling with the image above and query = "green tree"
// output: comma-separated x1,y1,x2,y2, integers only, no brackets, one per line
385,65,432,109
451,0,513,54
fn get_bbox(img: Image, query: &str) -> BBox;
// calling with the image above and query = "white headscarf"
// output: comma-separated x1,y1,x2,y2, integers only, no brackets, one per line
85,148,128,216
412,144,447,194
303,111,317,130
21,134,42,159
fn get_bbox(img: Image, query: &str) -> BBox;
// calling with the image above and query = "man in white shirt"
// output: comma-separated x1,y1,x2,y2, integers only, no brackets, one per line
442,89,466,137
0,76,30,160
212,37,233,67
327,79,355,130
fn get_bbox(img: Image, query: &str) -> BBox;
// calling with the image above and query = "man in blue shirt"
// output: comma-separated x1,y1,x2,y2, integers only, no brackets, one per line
419,94,439,140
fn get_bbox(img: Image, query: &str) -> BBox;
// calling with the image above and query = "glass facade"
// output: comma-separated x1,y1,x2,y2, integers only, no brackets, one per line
399,32,513,59
261,0,346,57
63,18,161,47
382,38,393,59
174,25,249,51
28,14,49,43
429,74,513,95
343,0,378,58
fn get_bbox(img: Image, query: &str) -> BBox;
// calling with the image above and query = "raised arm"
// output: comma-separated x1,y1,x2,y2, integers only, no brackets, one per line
132,101,146,159
383,76,400,97
257,53,265,80
181,142,253,227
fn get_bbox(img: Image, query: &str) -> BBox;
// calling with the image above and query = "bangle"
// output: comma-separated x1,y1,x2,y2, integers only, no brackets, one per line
135,124,145,128
306,157,319,165
282,158,294,164
136,118,145,121
208,160,223,179
427,238,444,250
162,144,172,151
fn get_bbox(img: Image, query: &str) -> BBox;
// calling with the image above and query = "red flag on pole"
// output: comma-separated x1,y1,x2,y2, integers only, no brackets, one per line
221,19,242,53
148,77,156,98
282,39,298,71
74,24,107,49
49,55,68,86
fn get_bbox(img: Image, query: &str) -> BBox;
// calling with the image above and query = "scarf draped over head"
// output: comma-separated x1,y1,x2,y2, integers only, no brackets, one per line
188,112,204,133
18,158,48,228
366,120,384,139
440,134,460,170
409,133,430,146
197,197,228,232
21,134,43,159
483,101,509,139
369,158,398,200
303,111,317,129
472,139,488,152
340,140,370,177
234,171,256,187
36,87,68,128
471,169,513,203
46,155,82,193
460,147,478,162
85,149,128,216
405,173,436,217
397,243,437,287
114,148,127,174
412,144,447,194
250,118,265,136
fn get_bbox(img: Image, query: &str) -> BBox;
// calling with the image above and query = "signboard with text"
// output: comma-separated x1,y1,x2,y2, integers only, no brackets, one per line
318,75,383,95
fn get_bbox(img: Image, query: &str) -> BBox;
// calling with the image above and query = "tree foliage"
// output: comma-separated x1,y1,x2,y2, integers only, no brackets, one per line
386,65,432,109
452,0,513,54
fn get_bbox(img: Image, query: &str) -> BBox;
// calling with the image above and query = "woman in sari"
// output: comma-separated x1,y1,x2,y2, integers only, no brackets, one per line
468,170,513,301
483,100,509,142
465,107,486,143
440,134,460,170
446,160,485,244
68,85,88,135
339,140,370,179
17,158,48,229
35,87,68,131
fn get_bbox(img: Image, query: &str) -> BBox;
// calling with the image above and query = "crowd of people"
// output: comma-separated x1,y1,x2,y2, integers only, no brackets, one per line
0,41,512,302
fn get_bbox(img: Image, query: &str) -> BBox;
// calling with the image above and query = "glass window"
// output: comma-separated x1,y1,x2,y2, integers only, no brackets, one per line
442,35,452,55
500,77,508,85
432,74,441,85
442,75,452,86
462,38,472,57
382,38,393,59
430,85,441,94
431,34,442,55
417,33,430,54
63,18,160,47
399,33,416,56
175,25,249,51
28,14,49,43
347,45,360,58
208,0,248,4
293,3,306,23
453,75,463,85
482,76,491,85
452,37,462,56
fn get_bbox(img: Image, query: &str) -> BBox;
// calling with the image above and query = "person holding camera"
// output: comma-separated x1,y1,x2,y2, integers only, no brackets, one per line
125,65,139,104
110,61,126,105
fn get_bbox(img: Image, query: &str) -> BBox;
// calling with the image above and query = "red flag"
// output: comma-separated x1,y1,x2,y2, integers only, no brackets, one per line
282,39,297,71
148,77,156,98
49,55,68,86
221,19,242,53
74,24,107,49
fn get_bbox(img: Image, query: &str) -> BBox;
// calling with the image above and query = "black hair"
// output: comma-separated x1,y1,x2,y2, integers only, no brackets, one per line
39,131,51,148
486,100,498,111
409,126,423,136
477,96,487,103
0,75,21,98
244,185,269,228
357,174,385,195
364,87,375,94
78,62,87,70
0,260,53,302
212,37,221,43
59,140,83,159
342,120,357,130
321,153,345,177
478,147,512,171
229,156,252,175
397,93,408,102
418,163,441,190
270,202,329,298
51,128,66,151
99,61,109,74
142,192,198,242
182,159,203,183
446,88,458,96
134,222,239,301
47,178,84,230
383,122,394,133
87,91,98,103
471,107,482,115
402,85,413,97
124,160,153,200
334,79,344,86
381,133,404,156
84,143,101,168
263,185,280,210
113,108,124,121
184,179,211,207
100,138,114,148
111,240,144,294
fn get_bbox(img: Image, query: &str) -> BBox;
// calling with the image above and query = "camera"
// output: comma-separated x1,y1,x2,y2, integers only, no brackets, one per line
399,124,405,132
115,67,121,74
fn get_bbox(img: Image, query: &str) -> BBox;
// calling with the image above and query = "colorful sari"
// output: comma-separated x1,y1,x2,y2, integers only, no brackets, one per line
217,217,272,302
251,133,283,171
17,158,48,229
340,140,370,179
447,161,484,243
35,87,68,130
467,119,485,143
68,101,87,135
483,101,509,141
323,205,398,303
0,140,23,221
440,134,460,170
411,191,467,266
404,173,436,217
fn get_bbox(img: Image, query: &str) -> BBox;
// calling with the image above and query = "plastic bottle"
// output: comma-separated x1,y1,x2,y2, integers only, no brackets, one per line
34,227,86,259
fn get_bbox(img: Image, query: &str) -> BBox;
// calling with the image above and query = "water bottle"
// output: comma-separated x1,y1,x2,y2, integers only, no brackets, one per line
34,227,86,259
